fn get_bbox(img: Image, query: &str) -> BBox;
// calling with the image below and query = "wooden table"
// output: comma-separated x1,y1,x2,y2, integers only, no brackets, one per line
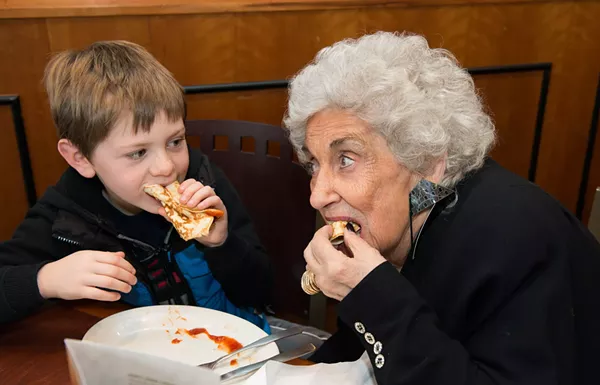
0,301,310,384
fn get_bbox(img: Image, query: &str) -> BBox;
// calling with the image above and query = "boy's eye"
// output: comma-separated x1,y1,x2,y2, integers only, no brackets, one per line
168,138,185,148
128,149,146,160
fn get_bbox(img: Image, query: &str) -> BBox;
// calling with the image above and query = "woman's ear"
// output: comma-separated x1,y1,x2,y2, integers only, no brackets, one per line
427,155,447,184
57,139,96,179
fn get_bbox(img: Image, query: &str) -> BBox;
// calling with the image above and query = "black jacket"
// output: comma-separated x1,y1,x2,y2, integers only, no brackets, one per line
311,159,600,385
0,148,273,324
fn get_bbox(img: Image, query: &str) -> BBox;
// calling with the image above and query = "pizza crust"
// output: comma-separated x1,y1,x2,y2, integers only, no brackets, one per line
144,181,224,241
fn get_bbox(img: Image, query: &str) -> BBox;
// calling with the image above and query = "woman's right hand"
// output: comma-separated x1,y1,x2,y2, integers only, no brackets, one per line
37,250,137,301
304,226,386,302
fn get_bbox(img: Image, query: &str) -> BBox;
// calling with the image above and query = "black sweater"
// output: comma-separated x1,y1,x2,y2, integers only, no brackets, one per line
0,148,273,324
311,159,600,385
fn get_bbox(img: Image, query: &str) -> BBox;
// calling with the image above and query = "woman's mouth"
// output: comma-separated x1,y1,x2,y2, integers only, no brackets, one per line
325,218,362,245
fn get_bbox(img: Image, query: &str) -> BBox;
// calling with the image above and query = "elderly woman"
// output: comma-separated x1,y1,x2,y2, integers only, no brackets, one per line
283,32,600,385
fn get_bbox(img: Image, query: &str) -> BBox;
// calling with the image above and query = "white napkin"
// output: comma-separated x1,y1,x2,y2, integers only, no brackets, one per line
241,352,376,385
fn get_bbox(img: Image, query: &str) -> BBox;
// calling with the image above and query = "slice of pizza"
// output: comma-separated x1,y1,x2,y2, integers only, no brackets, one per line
144,181,224,241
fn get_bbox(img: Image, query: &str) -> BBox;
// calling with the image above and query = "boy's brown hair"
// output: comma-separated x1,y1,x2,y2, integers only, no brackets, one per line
44,40,185,158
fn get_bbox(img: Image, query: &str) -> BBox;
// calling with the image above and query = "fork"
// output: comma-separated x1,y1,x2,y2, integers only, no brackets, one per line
197,326,304,370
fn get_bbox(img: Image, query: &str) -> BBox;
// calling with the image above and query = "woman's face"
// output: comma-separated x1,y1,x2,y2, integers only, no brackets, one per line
304,109,419,263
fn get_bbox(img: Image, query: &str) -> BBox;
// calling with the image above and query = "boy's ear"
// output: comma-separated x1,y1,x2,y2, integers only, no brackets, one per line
57,139,96,179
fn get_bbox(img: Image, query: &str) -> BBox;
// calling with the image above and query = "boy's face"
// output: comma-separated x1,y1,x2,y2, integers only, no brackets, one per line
90,111,189,214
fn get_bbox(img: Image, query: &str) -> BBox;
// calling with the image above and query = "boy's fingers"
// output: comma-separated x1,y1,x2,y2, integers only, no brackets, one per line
94,263,137,286
178,179,198,192
180,182,203,203
95,252,136,275
86,275,132,294
196,196,221,211
187,187,215,208
82,287,121,302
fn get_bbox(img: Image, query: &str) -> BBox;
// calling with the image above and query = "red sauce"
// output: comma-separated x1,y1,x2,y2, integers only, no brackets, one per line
230,359,238,366
171,338,182,344
177,328,243,353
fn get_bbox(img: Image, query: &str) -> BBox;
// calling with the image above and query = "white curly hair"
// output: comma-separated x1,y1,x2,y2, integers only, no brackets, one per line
283,31,496,187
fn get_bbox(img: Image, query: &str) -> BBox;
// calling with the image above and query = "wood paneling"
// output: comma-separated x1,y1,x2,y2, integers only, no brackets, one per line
2,0,582,19
537,1,600,212
362,6,471,64
148,14,237,85
46,16,152,50
235,9,365,81
473,72,543,179
185,89,288,125
0,19,54,203
466,2,600,209
0,106,29,240
559,2,600,224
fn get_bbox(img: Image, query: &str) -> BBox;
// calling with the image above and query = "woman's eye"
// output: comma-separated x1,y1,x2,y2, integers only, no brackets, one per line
305,161,318,176
340,155,355,168
128,149,146,160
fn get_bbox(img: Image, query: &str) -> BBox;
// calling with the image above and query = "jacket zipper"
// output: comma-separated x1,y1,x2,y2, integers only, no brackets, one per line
52,234,82,246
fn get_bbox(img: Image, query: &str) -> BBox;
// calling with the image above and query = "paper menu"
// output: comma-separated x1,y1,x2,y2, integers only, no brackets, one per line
65,339,219,385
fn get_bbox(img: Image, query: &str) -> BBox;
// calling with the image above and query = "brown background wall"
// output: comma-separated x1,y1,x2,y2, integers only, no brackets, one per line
1,0,599,242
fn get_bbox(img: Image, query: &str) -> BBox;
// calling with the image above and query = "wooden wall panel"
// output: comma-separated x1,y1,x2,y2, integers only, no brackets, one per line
361,6,471,64
0,19,54,201
467,2,600,210
235,9,365,81
537,1,600,213
0,0,588,19
0,107,29,240
186,89,288,125
46,16,152,50
465,3,571,67
473,72,542,179
561,2,600,223
148,14,237,85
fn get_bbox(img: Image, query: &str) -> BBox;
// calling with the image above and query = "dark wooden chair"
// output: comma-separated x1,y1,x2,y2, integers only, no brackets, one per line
185,119,317,325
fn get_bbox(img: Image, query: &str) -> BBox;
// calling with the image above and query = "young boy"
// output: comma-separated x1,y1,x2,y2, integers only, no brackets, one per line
0,41,272,332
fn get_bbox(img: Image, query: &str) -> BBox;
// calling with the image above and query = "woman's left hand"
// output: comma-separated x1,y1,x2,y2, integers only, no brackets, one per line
304,225,386,301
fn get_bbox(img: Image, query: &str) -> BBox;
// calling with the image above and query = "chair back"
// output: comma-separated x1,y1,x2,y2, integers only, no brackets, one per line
185,119,316,322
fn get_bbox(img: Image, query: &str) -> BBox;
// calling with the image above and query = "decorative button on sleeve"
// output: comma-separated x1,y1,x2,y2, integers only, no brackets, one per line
355,322,366,334
375,354,385,369
364,332,375,345
374,341,382,354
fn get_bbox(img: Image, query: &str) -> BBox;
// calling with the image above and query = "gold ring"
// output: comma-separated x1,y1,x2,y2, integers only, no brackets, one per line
301,270,320,295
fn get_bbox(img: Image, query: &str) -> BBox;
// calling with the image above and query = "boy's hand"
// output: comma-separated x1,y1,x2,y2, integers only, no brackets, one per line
37,250,137,301
158,178,228,247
